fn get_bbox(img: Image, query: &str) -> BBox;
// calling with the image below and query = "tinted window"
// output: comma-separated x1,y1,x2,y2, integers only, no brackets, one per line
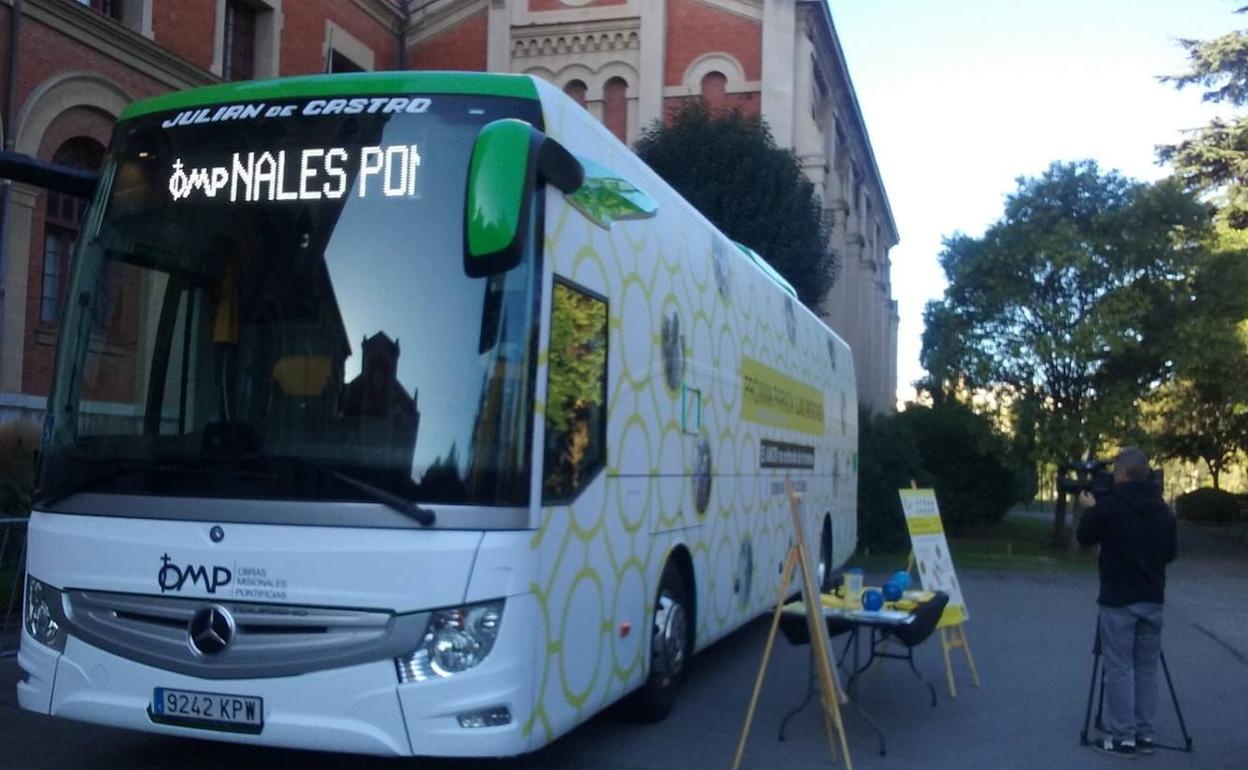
542,280,607,502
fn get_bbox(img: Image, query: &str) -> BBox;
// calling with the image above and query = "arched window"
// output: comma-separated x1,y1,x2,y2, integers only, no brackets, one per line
82,0,123,21
564,79,588,108
602,77,628,142
700,71,727,110
41,137,105,324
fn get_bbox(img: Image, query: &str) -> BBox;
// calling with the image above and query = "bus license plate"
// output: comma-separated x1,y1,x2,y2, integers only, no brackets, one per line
151,687,263,733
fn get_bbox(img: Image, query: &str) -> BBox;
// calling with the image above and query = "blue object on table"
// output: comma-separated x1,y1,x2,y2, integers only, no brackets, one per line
892,571,912,590
861,588,884,611
882,580,903,601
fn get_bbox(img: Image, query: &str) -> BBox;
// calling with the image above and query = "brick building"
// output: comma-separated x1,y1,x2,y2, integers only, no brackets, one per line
0,0,403,424
0,0,898,425
406,0,900,412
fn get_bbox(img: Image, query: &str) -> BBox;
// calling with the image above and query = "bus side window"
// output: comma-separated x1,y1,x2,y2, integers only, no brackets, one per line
542,280,608,502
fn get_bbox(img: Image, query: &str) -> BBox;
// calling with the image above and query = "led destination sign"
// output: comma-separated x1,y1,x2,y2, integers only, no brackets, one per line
167,144,422,203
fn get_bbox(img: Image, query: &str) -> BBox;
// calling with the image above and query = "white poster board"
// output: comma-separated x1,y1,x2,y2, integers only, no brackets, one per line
898,488,967,626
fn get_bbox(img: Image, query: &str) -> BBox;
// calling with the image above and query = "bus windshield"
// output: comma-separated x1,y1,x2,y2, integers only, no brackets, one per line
39,94,543,513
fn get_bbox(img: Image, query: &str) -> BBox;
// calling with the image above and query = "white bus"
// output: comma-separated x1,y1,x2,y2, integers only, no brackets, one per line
15,71,857,757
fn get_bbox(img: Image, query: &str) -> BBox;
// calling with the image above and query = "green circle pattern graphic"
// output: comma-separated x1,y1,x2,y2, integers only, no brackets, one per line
521,94,857,750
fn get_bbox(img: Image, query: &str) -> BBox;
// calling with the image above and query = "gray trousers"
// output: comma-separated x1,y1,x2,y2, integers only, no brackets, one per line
1098,602,1164,742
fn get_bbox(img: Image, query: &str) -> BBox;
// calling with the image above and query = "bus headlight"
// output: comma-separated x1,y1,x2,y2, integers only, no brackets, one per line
395,600,504,683
24,577,67,652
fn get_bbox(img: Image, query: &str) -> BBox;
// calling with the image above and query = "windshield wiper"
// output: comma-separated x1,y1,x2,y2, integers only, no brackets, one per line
34,464,143,509
304,463,436,527
35,458,265,509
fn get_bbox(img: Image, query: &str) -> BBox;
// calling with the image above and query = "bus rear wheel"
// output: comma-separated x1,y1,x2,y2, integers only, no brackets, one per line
619,560,691,722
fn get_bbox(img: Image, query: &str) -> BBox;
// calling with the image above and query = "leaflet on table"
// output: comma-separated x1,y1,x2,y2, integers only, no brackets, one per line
821,607,915,624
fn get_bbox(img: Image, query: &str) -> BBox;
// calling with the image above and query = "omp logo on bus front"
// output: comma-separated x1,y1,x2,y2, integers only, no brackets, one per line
158,553,232,594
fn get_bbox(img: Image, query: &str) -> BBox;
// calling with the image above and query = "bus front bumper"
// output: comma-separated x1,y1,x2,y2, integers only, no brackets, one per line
16,598,538,758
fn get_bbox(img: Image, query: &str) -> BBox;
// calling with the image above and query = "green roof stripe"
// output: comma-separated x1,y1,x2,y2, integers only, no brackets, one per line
120,71,539,122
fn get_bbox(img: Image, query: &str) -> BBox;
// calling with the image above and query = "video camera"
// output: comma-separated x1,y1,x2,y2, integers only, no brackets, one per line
1057,459,1165,501
1057,460,1114,500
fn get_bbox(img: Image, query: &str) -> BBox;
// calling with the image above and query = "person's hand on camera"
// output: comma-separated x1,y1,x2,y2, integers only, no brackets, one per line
1077,490,1096,509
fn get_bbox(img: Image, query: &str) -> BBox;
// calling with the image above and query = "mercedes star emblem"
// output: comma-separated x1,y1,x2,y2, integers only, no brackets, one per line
188,604,235,656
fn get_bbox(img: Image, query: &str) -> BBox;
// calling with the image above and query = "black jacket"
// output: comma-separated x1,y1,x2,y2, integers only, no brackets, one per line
1076,481,1177,607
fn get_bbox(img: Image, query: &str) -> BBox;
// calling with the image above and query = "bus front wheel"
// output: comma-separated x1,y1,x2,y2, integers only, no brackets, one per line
619,560,691,722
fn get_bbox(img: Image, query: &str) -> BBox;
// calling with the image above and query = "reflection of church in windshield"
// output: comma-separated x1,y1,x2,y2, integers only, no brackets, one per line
341,332,419,466
250,231,420,473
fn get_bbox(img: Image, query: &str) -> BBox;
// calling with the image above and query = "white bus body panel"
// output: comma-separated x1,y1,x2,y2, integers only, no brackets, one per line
522,77,858,747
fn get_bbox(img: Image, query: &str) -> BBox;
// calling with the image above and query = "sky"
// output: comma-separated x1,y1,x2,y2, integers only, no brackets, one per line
828,0,1241,404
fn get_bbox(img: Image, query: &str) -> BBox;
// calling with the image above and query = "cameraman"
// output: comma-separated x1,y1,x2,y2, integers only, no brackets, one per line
1076,447,1177,758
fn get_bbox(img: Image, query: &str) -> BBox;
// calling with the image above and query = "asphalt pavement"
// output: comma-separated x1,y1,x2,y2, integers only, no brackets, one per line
2,523,1245,769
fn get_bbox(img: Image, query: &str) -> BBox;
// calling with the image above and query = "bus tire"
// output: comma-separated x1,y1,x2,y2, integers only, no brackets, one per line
817,516,834,593
619,560,691,723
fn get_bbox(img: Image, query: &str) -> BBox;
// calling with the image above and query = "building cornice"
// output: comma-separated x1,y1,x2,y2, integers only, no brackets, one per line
406,0,488,46
798,0,898,247
663,81,760,97
19,0,216,92
512,18,641,60
350,0,403,31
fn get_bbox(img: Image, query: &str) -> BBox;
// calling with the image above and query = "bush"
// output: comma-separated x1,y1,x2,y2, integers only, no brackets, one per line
0,419,39,515
900,402,1028,535
856,408,925,551
856,401,1028,550
1175,487,1240,525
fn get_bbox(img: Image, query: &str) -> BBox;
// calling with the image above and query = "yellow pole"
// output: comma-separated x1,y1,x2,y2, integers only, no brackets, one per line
941,626,958,698
731,478,853,770
731,548,798,770
787,479,852,770
958,624,981,687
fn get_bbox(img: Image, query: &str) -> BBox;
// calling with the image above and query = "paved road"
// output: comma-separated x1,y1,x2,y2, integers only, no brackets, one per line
3,524,1245,769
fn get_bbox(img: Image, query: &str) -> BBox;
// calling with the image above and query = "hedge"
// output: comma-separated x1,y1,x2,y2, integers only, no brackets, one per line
1175,487,1241,526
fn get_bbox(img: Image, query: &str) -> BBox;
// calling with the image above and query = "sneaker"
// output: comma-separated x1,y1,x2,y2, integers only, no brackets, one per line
1093,737,1137,758
1135,737,1155,755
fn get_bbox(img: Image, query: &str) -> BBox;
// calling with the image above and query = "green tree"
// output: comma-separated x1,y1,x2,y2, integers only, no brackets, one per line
1160,6,1248,227
922,161,1212,543
1147,373,1246,489
635,102,835,307
1141,228,1248,488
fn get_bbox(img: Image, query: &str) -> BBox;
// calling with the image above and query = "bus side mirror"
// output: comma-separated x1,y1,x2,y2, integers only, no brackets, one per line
463,119,583,278
0,150,97,198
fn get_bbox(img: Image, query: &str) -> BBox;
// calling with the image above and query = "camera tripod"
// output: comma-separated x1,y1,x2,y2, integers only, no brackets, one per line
1079,625,1193,752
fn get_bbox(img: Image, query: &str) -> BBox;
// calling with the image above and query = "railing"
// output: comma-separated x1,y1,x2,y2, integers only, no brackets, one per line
0,517,29,658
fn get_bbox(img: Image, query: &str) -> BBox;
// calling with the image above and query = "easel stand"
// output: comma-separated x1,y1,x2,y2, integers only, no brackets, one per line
1079,626,1193,752
906,551,980,697
937,624,979,697
733,480,852,770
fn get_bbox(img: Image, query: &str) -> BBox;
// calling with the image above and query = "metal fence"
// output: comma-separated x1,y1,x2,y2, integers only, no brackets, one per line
0,517,28,658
